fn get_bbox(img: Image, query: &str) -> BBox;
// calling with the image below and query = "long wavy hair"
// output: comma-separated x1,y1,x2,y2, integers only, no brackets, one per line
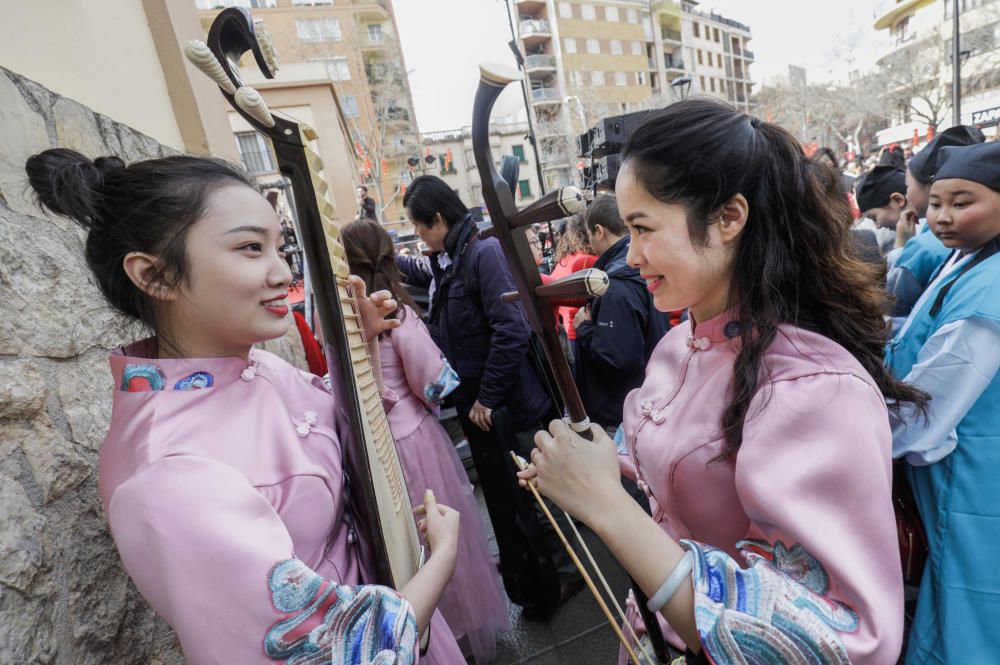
623,98,927,459
342,220,419,328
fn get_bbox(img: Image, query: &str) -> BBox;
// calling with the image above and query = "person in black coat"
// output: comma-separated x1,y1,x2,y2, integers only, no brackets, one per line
574,194,669,430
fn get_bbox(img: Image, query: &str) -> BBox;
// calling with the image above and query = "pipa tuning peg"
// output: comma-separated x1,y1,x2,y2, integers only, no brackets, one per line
185,40,237,95
235,86,275,128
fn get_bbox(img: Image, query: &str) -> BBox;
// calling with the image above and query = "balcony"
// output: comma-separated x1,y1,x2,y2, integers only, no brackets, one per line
515,0,547,12
524,54,557,73
520,19,551,47
742,49,755,60
873,0,935,30
354,0,388,20
653,0,682,25
664,57,685,72
534,121,565,138
661,28,682,44
540,147,570,169
530,87,562,105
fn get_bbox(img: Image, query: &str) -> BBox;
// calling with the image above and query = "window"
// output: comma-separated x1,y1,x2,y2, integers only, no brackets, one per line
692,22,700,38
718,53,724,68
591,70,605,85
699,75,705,90
367,23,384,42
341,95,359,117
325,57,351,81
518,179,532,198
636,71,646,85
710,78,716,92
292,0,332,5
296,17,341,42
631,40,642,55
587,38,600,54
581,4,596,20
614,71,627,86
569,70,584,87
605,6,619,21
713,27,720,42
559,1,572,18
697,49,703,65
565,37,577,53
512,144,527,163
611,39,623,55
235,132,276,174
626,8,638,23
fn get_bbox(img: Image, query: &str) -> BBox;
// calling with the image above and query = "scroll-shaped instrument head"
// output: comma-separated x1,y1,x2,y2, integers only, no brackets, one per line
479,62,522,87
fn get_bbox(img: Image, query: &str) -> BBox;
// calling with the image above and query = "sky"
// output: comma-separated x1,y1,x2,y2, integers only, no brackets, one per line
393,0,885,133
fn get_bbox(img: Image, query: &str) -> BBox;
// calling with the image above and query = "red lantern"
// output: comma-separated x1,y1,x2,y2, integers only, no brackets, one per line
927,126,936,142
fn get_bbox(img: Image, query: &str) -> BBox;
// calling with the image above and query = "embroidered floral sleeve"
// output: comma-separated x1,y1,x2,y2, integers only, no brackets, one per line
680,539,857,665
107,455,419,664
706,372,905,664
264,559,416,665
391,306,460,408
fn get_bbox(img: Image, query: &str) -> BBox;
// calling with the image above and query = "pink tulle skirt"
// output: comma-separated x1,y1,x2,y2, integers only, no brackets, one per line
394,412,510,664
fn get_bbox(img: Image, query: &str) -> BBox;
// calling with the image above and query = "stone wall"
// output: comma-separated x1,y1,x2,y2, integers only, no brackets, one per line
0,67,307,664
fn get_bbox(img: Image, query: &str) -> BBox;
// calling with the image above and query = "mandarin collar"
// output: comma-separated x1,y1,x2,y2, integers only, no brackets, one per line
109,338,256,392
688,308,742,344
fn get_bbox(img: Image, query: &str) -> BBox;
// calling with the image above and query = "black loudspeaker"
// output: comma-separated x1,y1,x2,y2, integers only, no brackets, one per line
590,110,655,158
595,153,621,186
576,129,592,158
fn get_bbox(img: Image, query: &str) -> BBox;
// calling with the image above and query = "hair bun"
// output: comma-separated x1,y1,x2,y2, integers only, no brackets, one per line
25,148,122,231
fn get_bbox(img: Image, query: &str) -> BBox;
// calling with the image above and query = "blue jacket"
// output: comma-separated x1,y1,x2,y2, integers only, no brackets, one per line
575,236,669,428
396,220,552,429
888,226,952,319
885,244,1000,664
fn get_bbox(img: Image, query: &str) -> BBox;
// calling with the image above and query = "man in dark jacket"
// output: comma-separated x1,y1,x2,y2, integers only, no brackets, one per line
575,194,669,430
396,176,576,617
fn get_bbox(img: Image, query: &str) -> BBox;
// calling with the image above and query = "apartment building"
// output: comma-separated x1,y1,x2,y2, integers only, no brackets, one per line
197,0,420,222
872,0,1000,145
421,121,543,210
513,0,753,189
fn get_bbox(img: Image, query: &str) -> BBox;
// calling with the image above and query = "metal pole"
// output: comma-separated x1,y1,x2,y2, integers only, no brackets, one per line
504,0,548,195
953,0,962,126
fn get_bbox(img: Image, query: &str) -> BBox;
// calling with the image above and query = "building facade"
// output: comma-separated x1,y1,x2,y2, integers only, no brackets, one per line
873,0,1000,145
197,0,421,223
421,120,544,211
512,0,753,188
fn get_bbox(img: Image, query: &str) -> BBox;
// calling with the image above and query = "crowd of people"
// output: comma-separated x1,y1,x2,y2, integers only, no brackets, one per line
23,94,1000,665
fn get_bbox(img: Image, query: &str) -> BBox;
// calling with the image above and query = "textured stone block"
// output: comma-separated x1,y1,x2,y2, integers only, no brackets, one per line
13,420,92,504
53,97,105,158
0,358,47,419
0,70,51,217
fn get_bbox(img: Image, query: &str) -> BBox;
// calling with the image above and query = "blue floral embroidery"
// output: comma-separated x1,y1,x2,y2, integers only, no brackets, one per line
120,363,166,392
173,371,214,390
263,559,417,665
423,360,460,406
683,539,859,665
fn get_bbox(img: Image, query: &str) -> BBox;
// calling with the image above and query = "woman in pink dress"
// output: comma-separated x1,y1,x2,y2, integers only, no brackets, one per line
519,99,927,664
25,148,468,665
344,220,510,664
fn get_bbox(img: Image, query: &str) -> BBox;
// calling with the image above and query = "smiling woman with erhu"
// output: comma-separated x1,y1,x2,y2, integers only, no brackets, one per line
519,99,926,665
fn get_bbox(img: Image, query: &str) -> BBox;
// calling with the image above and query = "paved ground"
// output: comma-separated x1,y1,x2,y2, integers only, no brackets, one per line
474,487,633,665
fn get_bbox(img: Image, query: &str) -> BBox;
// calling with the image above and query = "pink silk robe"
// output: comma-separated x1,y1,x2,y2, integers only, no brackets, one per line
619,313,903,665
98,340,466,665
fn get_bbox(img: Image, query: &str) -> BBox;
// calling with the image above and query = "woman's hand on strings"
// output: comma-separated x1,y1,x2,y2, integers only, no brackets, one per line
348,274,401,341
413,489,460,562
517,420,624,527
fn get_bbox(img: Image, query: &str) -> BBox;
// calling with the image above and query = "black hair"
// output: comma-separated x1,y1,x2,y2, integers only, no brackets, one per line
584,193,627,236
25,148,256,335
622,98,926,459
879,145,906,170
403,175,469,229
357,185,368,193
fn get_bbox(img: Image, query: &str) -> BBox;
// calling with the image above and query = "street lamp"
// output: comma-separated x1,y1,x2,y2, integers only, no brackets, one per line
670,76,693,100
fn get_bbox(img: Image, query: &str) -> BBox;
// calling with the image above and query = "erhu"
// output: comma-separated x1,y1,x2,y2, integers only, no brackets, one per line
185,8,429,649
472,62,664,665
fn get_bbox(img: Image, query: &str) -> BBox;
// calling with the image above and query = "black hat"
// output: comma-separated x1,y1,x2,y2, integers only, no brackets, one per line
855,166,906,212
934,141,1000,191
908,125,985,184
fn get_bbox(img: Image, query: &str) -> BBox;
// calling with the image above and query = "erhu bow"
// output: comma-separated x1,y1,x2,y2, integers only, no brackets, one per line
472,62,662,665
186,8,428,647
